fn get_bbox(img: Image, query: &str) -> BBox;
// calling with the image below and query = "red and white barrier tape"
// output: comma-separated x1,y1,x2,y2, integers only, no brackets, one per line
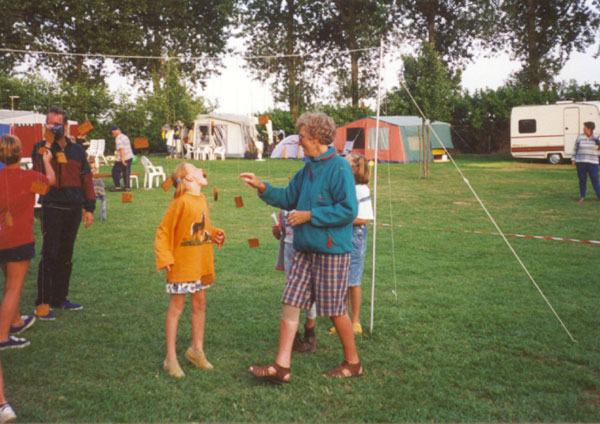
377,223,600,245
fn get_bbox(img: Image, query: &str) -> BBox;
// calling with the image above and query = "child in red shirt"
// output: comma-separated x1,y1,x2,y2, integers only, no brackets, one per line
0,134,55,421
155,163,225,378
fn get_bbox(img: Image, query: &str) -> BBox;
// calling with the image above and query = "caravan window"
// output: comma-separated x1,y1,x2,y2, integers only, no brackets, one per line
346,128,364,149
518,119,536,134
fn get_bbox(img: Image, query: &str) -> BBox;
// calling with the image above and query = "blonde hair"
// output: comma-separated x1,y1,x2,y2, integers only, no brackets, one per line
296,112,336,145
170,162,190,198
347,153,370,184
0,134,22,165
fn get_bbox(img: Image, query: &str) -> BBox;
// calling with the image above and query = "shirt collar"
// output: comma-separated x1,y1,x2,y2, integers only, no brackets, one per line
310,146,337,162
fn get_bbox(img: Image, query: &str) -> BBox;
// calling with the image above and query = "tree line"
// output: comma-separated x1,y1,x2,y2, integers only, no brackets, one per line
1,0,599,152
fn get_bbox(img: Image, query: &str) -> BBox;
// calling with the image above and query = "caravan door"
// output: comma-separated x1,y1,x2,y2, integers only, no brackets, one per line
563,107,579,160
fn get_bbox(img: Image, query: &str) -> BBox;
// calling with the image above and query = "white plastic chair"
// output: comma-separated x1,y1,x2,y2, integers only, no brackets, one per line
129,174,139,188
140,156,166,188
95,139,108,165
213,140,226,160
193,143,213,160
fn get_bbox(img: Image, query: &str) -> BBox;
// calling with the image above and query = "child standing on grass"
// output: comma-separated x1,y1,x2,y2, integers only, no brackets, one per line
155,163,225,378
0,134,55,423
331,153,373,335
272,210,317,353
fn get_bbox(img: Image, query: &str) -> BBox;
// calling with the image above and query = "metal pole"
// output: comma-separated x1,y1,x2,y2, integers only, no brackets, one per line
369,38,384,334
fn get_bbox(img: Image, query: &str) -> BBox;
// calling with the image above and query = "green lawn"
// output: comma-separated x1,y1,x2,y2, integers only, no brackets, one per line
5,154,600,422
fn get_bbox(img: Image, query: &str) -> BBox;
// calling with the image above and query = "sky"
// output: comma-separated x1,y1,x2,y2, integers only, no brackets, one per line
105,39,600,116
191,40,600,115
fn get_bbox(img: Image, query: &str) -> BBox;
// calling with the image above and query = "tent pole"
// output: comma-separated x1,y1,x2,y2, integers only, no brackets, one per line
369,38,384,334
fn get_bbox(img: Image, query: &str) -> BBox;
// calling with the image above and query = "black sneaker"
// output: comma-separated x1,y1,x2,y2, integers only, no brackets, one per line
52,300,83,311
109,187,122,192
0,336,30,351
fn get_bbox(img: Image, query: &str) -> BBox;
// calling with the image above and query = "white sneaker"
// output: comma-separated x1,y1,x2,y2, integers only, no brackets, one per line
0,403,16,423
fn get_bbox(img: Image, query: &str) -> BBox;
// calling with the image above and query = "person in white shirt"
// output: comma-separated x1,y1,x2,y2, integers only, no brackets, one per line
571,121,600,202
110,126,134,192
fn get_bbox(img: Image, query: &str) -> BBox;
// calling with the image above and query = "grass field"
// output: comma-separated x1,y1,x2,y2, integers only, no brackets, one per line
5,154,600,422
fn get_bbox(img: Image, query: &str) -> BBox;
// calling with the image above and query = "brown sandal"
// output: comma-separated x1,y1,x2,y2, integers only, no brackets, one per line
248,362,290,384
323,360,363,378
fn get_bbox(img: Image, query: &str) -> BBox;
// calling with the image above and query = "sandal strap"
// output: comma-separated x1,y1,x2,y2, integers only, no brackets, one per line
324,360,363,378
249,362,291,383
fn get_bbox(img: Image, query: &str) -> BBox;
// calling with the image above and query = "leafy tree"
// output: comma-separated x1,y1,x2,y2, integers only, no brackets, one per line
314,0,394,108
240,0,320,117
2,0,234,87
499,0,599,88
0,1,45,71
111,60,211,152
118,0,235,88
394,0,500,68
384,42,461,122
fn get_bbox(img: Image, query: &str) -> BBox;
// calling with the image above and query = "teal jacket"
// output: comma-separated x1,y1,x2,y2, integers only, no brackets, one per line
259,147,357,254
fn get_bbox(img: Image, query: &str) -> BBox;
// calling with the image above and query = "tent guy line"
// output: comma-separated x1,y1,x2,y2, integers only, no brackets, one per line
395,67,577,343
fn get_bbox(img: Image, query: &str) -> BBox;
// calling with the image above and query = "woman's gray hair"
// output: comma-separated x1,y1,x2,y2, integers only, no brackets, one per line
296,112,336,145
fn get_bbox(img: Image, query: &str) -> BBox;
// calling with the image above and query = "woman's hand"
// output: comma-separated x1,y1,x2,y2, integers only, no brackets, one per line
288,210,311,226
238,173,266,193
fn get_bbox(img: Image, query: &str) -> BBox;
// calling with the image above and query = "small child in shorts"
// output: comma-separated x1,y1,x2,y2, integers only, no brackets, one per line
330,153,373,335
89,159,106,221
155,162,225,378
273,209,317,353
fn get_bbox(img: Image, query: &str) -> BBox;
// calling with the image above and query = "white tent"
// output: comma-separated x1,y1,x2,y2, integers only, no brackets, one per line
192,113,259,158
270,135,304,159
0,109,77,126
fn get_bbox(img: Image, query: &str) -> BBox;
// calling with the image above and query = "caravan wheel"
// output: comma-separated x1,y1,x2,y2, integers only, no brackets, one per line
548,153,562,164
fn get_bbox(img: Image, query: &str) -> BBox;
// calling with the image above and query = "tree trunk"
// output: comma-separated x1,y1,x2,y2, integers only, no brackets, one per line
526,0,540,88
286,0,298,117
350,49,359,108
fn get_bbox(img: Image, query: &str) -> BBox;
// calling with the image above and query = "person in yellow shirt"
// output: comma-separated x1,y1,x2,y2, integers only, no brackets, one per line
155,163,225,378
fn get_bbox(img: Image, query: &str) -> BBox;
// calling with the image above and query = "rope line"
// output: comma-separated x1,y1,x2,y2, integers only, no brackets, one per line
0,47,377,61
374,221,600,246
398,79,577,343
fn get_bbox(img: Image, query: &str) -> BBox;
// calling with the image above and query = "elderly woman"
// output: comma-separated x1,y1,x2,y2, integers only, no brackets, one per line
239,112,362,383
572,121,600,202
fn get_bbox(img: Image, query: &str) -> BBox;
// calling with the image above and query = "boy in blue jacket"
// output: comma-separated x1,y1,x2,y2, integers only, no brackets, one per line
240,112,363,383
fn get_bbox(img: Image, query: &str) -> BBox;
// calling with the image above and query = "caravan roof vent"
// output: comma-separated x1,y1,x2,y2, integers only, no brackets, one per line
555,100,574,104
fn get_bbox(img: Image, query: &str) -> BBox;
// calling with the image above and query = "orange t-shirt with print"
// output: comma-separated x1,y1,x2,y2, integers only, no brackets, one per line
155,192,223,284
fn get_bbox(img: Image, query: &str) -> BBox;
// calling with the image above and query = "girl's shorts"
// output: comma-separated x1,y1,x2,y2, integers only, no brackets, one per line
166,280,213,294
0,242,35,264
348,225,368,287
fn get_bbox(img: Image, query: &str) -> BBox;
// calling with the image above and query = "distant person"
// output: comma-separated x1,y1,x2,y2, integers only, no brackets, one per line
155,163,225,378
110,126,134,192
571,121,600,202
239,112,362,383
31,106,95,320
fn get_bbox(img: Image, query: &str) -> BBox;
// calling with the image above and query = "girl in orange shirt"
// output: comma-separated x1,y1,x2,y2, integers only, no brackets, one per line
155,163,225,378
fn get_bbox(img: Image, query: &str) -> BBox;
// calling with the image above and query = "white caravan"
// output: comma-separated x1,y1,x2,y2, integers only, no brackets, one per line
510,101,600,164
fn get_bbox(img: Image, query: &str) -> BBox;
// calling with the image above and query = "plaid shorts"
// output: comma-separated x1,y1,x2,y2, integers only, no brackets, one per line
282,251,350,317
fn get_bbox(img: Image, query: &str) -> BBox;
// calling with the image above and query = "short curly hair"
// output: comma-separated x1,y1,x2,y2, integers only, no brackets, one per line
296,112,336,145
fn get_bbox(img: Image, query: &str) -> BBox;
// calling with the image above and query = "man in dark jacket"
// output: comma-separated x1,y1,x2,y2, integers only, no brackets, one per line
31,106,95,320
